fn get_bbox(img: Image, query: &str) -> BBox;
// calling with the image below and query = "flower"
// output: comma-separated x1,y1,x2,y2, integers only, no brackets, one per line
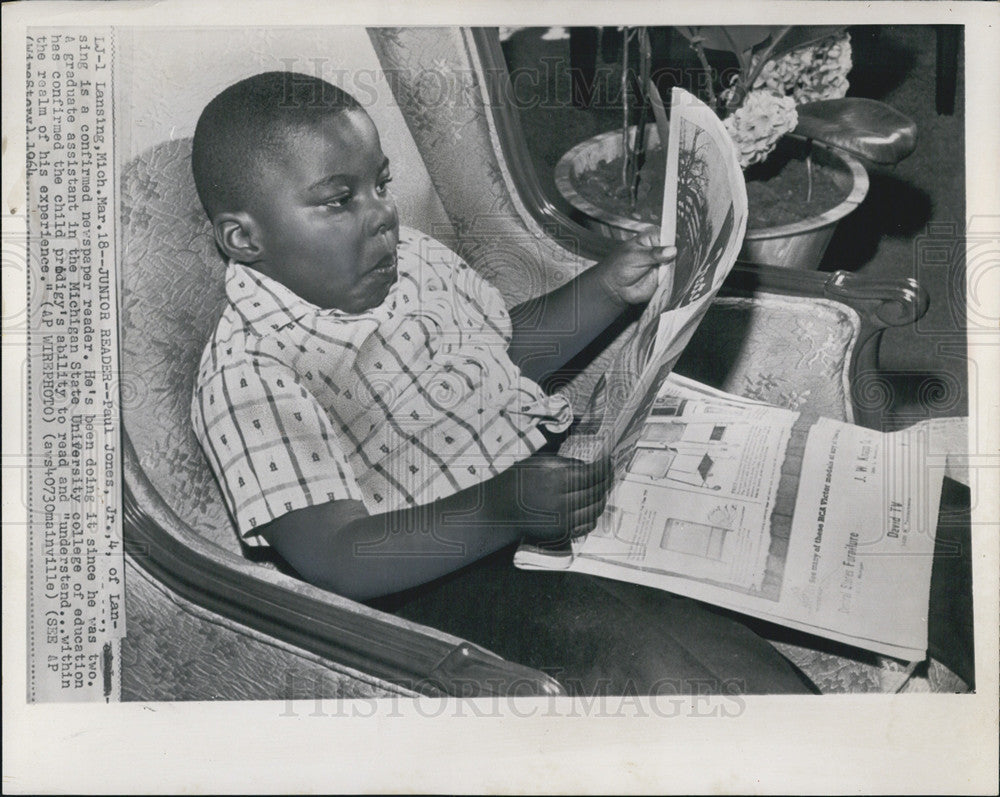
673,26,910,175
792,32,852,103
745,32,852,105
723,90,798,168
717,32,851,166
750,47,809,96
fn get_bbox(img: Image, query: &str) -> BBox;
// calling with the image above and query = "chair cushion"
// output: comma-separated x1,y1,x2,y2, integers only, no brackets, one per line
121,138,238,554
674,295,858,422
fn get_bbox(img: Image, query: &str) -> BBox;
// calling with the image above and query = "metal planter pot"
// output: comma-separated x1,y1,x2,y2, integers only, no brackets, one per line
555,127,869,269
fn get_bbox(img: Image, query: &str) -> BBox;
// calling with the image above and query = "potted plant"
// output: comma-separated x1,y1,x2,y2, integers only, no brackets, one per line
555,26,917,269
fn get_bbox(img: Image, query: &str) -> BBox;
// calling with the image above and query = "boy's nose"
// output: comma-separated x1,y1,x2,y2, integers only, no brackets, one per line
367,197,398,237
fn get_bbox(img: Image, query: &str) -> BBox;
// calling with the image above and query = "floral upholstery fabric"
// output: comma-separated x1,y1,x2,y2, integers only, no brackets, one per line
674,296,856,422
121,139,240,556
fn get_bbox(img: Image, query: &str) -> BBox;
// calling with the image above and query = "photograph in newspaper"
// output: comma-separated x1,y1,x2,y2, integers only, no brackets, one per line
564,86,748,464
13,20,986,714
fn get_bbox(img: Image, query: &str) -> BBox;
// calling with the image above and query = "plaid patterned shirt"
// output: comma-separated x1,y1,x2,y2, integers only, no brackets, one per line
192,227,573,545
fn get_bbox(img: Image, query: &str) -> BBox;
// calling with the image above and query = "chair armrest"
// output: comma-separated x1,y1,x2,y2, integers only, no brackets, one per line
722,264,930,429
726,261,929,329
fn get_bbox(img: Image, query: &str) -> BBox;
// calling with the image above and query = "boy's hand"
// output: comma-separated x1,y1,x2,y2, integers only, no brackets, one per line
495,453,613,543
595,232,677,307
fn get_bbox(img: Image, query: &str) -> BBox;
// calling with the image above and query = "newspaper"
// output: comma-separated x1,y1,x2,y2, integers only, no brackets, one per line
517,374,944,660
515,87,942,660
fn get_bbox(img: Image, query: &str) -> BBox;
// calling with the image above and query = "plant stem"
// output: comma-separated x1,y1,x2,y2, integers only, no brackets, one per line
629,27,652,209
721,27,751,111
689,39,718,112
735,25,793,109
805,149,813,203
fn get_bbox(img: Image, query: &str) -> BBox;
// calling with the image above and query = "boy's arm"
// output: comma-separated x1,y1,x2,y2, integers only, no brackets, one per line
259,453,610,601
506,237,675,383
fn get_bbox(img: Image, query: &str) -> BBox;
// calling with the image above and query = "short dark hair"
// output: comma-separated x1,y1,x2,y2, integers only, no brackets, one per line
192,71,362,218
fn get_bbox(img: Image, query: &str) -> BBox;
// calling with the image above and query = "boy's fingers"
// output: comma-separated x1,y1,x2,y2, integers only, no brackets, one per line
570,487,609,518
655,245,677,261
593,456,613,480
635,226,660,247
620,228,657,250
570,494,609,536
562,459,596,488
569,513,594,539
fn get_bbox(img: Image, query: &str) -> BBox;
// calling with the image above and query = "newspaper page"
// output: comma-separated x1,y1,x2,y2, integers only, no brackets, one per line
519,375,944,660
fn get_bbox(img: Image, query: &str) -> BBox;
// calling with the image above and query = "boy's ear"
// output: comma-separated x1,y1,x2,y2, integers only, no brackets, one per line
213,212,263,263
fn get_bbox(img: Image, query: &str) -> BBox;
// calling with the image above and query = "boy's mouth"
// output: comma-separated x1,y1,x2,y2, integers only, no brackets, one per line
371,251,398,279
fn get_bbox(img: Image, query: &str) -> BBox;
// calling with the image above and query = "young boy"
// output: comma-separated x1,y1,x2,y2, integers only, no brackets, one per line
190,70,676,599
188,71,840,695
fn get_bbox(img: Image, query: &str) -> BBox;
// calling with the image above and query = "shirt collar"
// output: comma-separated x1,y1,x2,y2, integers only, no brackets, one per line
225,261,390,336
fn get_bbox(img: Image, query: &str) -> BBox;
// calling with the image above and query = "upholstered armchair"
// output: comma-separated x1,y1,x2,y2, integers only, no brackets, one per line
118,27,947,699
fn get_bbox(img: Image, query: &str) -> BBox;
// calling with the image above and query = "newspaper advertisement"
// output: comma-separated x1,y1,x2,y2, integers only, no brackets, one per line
518,375,944,660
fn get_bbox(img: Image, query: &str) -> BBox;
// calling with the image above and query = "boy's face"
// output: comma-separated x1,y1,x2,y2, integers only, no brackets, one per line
249,108,399,313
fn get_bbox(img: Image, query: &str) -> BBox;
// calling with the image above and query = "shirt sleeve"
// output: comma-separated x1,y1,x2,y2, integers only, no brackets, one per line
192,355,365,545
435,242,514,346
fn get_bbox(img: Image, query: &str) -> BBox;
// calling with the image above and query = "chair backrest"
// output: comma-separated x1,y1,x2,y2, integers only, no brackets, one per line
120,138,234,550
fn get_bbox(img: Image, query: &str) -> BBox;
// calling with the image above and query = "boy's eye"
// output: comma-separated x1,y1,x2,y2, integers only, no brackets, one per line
377,176,393,195
323,193,350,209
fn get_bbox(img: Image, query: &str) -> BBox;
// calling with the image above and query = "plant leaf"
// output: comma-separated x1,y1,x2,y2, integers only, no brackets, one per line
764,25,847,60
794,98,917,165
678,26,773,57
